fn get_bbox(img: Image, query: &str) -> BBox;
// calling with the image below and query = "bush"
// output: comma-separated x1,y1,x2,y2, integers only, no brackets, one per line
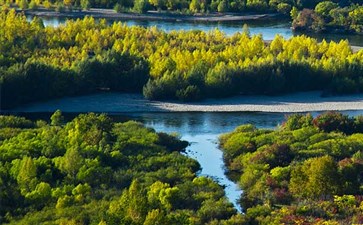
312,112,354,134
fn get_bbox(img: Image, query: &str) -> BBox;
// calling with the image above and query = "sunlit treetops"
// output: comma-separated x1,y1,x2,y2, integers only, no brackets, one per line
1,9,363,108
0,112,245,224
219,112,363,224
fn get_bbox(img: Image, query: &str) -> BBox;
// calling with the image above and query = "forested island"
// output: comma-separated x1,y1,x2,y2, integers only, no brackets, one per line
1,9,363,110
220,111,363,224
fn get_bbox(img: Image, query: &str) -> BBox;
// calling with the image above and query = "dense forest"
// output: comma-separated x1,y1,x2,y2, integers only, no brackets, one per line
2,111,363,224
1,10,363,109
0,112,246,224
220,112,363,224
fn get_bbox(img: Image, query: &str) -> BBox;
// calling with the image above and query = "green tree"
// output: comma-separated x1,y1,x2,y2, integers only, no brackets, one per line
80,0,90,10
133,0,148,13
315,1,338,17
290,6,299,20
217,0,228,12
50,110,64,126
58,147,83,182
17,157,37,194
290,155,339,199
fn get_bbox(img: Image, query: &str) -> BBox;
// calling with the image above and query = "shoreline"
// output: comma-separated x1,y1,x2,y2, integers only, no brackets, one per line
9,91,363,114
21,8,282,22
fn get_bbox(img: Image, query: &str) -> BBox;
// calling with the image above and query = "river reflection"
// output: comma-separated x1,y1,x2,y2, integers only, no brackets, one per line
132,112,284,134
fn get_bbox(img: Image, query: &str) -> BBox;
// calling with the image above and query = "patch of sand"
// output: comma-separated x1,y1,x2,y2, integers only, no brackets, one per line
10,92,363,113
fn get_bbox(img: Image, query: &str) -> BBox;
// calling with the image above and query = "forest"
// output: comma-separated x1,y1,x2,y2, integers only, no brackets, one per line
0,0,362,15
1,111,363,224
220,111,363,224
1,9,363,109
292,1,363,33
0,112,245,224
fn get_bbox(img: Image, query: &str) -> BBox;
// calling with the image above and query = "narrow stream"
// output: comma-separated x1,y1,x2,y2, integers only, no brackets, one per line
131,112,285,212
10,110,363,212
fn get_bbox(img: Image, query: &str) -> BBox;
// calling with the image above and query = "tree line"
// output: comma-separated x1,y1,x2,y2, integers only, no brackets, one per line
292,1,363,33
219,111,363,224
0,0,361,15
0,112,246,224
1,10,363,109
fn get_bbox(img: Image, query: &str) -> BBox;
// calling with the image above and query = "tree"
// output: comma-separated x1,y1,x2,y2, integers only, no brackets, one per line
290,155,339,199
80,0,90,10
133,0,148,13
19,0,28,9
58,147,83,182
217,0,227,12
149,0,165,10
50,110,64,126
63,0,74,8
290,6,299,20
277,3,291,14
189,0,200,13
315,1,338,18
17,157,37,194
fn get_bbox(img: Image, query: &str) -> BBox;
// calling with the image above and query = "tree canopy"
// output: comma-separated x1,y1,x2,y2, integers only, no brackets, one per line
0,112,245,224
219,111,363,224
1,10,363,109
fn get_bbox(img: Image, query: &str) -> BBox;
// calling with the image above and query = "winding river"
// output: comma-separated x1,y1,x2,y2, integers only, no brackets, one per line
14,110,363,212
16,13,363,212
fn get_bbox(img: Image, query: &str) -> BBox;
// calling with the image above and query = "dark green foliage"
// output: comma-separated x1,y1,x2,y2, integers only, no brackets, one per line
220,111,363,224
1,50,149,109
312,111,354,133
0,115,34,128
0,113,240,224
293,3,363,33
176,85,201,101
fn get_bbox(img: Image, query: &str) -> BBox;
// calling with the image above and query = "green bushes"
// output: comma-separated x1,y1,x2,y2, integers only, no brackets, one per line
0,113,242,224
220,111,363,224
293,3,363,33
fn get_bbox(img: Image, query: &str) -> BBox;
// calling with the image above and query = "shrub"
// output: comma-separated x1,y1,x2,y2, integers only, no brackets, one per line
312,112,354,134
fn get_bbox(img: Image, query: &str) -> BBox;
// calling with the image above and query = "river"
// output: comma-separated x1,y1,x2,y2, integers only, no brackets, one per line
26,15,363,46
12,110,363,212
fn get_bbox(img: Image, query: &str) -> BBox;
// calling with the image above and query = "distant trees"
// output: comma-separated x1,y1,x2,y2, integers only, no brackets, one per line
292,2,363,33
7,0,362,15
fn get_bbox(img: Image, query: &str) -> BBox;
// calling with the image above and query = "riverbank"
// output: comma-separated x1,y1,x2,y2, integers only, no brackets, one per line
10,91,363,113
21,8,282,22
